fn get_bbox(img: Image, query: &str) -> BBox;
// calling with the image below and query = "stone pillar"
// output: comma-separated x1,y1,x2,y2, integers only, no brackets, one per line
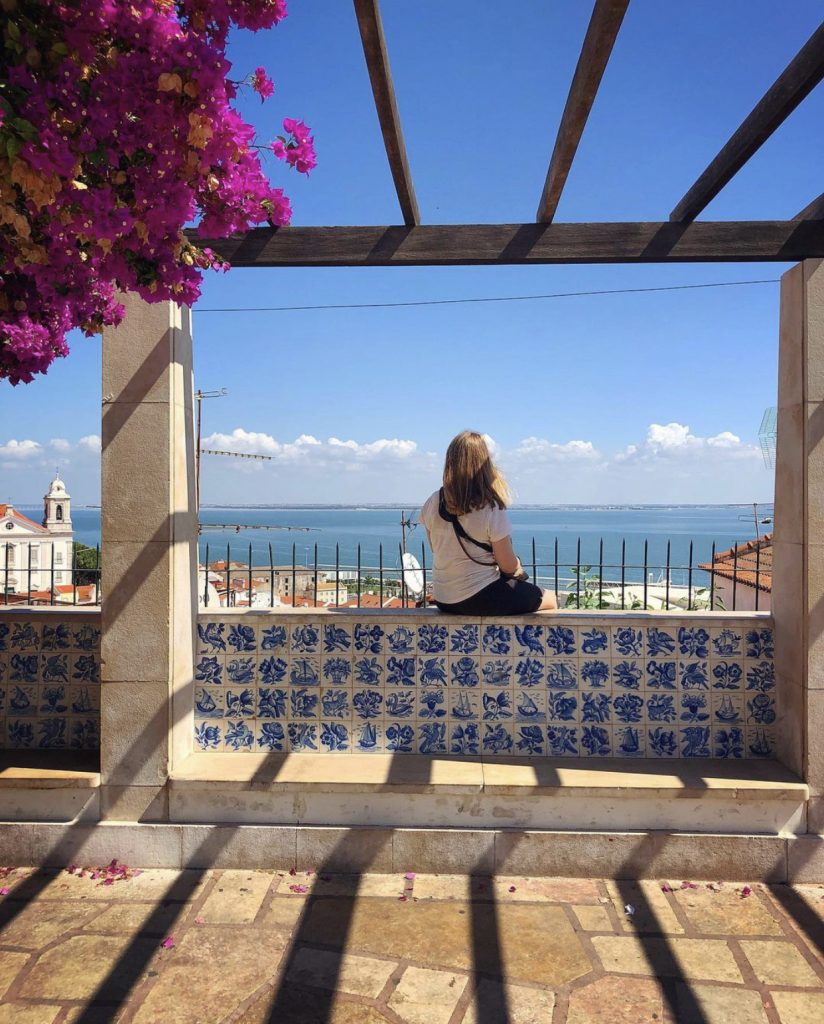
99,295,197,821
773,259,824,829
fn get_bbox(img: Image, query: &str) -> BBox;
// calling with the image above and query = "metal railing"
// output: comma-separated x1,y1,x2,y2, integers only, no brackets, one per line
200,537,768,612
1,542,101,607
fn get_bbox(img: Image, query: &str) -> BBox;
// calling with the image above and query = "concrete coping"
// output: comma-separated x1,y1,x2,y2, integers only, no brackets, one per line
171,752,806,801
0,752,100,789
197,608,773,622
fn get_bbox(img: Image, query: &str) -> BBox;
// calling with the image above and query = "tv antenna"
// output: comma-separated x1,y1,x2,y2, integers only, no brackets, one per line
195,388,228,510
758,407,777,469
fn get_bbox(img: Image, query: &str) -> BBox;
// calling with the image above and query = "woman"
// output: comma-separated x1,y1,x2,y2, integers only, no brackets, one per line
419,431,558,615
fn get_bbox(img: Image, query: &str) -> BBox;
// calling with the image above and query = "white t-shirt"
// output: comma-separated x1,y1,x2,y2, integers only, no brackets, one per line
419,490,512,604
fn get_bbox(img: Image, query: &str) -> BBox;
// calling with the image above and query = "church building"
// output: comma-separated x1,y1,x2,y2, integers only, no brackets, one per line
1,475,74,596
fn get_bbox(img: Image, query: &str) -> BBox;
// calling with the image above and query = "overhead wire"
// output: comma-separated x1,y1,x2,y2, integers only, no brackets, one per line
195,277,780,314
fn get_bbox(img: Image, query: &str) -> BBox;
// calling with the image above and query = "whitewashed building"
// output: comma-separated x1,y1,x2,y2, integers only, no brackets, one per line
0,475,74,595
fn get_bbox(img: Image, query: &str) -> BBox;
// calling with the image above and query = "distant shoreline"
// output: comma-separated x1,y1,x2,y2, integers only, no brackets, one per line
16,501,774,512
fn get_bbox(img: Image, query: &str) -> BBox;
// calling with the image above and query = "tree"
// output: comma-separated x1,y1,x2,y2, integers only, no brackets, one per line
0,1,315,384
72,541,99,586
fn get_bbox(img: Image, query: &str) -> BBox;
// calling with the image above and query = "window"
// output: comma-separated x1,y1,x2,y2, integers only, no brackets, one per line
55,551,63,565
30,545,39,567
56,505,63,521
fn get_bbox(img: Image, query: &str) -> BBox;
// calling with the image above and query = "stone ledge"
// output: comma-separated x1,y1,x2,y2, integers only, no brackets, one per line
0,822,808,880
0,752,100,790
171,752,806,802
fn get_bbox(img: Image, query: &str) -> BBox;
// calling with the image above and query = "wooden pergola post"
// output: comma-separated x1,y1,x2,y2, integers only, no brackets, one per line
99,294,198,821
773,259,824,831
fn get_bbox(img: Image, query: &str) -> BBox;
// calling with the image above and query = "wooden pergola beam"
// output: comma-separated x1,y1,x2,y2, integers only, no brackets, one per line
536,0,629,223
670,21,824,223
796,191,824,220
187,220,824,267
353,0,419,226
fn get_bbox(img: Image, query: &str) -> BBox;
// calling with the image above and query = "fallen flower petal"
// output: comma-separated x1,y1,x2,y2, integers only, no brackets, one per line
194,916,206,925
160,937,175,949
680,881,698,890
0,888,10,896
661,884,673,893
288,884,309,894
288,867,297,876
508,886,517,893
404,872,416,881
624,904,635,916
102,878,115,887
740,886,752,898
398,894,408,902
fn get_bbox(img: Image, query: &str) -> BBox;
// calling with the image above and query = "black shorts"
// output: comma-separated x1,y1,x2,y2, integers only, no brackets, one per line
435,577,544,616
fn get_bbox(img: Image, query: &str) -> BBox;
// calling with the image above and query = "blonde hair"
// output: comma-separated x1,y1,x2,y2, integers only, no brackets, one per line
442,431,511,515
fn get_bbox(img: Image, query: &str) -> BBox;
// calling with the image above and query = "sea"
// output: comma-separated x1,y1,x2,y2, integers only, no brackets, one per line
22,503,773,589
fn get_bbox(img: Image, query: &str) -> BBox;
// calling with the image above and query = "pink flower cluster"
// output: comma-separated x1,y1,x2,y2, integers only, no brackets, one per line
0,0,314,385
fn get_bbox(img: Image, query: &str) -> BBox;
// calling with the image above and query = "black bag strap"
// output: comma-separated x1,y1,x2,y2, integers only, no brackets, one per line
438,488,495,566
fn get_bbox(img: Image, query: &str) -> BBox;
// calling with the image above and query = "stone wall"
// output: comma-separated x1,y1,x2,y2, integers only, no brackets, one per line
194,610,775,760
0,609,101,751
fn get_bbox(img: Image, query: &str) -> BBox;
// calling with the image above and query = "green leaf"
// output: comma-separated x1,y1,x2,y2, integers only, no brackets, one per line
6,135,21,160
51,41,68,56
7,22,20,42
10,117,36,140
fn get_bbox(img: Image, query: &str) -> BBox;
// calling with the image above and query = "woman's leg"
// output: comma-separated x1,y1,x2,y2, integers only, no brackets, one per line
537,589,558,611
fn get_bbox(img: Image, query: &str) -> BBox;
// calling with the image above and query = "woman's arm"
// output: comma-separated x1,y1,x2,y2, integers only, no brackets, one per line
491,535,522,576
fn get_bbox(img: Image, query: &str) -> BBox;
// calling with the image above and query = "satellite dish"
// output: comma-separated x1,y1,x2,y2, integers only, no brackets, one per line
401,552,424,599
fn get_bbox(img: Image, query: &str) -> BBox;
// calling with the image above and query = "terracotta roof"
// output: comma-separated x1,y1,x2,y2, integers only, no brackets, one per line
698,533,772,593
0,504,48,534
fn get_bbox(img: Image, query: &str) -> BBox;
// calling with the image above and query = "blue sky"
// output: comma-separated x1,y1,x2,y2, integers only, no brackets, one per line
2,0,823,505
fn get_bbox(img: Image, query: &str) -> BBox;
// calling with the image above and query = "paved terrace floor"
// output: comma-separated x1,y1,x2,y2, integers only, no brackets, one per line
0,866,821,1023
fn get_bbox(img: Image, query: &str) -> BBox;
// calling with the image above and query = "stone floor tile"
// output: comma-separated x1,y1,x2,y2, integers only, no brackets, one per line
771,990,824,1024
31,869,209,903
460,980,556,1024
63,1006,130,1023
0,902,104,949
410,875,482,900
235,985,392,1024
675,983,769,1024
130,926,289,1024
286,947,396,998
566,976,665,1024
739,940,822,987
572,905,613,932
275,872,405,899
0,1004,62,1024
19,934,159,1001
197,870,273,924
387,965,468,1024
591,936,742,983
0,951,31,999
301,898,592,986
494,877,601,903
673,884,782,936
83,901,191,935
605,881,684,934
257,895,305,933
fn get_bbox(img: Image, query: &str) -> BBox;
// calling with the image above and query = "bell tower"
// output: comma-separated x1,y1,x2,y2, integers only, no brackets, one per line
43,472,72,534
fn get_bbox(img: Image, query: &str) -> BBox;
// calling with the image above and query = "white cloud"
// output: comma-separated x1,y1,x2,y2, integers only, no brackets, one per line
511,437,600,461
616,422,759,464
0,422,772,505
202,430,423,465
0,439,42,460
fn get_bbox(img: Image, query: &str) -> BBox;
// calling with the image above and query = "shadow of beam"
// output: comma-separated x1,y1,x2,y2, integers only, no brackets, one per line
613,840,710,1024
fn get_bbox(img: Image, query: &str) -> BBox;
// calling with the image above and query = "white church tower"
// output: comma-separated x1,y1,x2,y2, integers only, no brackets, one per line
43,473,72,535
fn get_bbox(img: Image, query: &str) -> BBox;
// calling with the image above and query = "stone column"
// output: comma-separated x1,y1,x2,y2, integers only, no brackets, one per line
773,260,824,829
99,295,197,821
